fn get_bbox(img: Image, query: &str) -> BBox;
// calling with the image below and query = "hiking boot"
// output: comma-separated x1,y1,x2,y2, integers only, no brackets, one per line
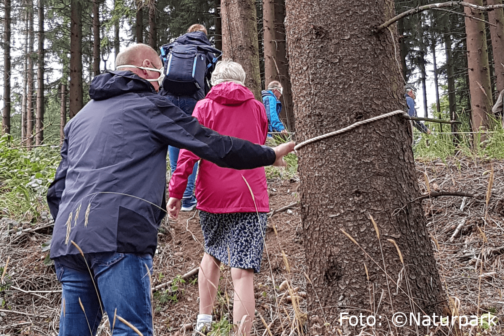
181,196,197,212
192,322,212,335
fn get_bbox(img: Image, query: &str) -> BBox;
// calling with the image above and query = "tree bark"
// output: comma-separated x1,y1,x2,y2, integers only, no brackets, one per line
417,13,428,118
221,0,262,100
93,0,101,76
114,0,120,60
431,39,441,116
36,0,45,145
214,0,222,50
465,0,493,132
21,8,29,143
444,25,457,133
136,2,143,43
27,0,35,149
149,0,157,50
263,0,276,85
70,0,83,118
398,18,408,81
3,0,12,135
274,0,294,131
487,0,504,94
284,0,447,334
60,83,67,145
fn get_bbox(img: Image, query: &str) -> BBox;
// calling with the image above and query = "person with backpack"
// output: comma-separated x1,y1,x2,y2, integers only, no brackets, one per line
167,60,271,336
262,81,287,145
159,24,221,211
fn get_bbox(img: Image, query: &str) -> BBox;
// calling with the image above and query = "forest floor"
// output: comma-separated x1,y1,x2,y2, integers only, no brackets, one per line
1,158,504,336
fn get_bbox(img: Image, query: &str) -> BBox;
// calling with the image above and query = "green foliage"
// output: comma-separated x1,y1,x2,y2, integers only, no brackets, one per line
209,315,233,336
265,135,298,180
154,274,186,305
0,135,60,221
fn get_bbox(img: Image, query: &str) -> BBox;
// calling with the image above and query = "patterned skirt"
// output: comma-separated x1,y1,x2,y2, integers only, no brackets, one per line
199,211,268,273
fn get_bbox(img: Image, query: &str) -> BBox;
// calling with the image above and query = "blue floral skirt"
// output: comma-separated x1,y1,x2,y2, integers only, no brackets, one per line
199,211,268,273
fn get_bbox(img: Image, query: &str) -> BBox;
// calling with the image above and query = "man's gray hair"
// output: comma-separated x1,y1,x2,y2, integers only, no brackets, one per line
211,60,246,86
404,85,415,94
267,81,282,91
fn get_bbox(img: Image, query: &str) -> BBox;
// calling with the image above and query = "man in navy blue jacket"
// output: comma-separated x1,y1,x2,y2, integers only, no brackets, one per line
406,87,431,134
47,43,293,336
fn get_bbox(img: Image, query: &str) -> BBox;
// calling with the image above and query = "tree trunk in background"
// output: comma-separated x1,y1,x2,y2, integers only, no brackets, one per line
136,2,143,43
465,0,493,132
93,0,101,76
221,0,262,100
487,0,504,94
36,0,45,145
284,0,447,333
149,1,157,50
398,18,408,81
70,0,83,118
114,0,120,61
2,0,12,135
22,8,29,143
274,0,294,131
444,25,457,133
431,39,441,115
27,1,35,149
60,83,67,145
417,14,428,118
214,0,222,50
263,0,276,85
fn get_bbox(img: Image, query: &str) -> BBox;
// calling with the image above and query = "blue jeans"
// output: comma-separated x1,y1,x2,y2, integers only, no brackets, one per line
55,253,153,336
166,96,198,199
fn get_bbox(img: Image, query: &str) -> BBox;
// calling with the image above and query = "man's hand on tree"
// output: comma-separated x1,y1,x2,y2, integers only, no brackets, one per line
167,197,182,219
272,142,296,167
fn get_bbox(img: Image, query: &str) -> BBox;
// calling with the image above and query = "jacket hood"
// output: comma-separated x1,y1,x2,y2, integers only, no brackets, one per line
89,71,156,101
207,82,255,106
174,31,211,46
262,90,277,99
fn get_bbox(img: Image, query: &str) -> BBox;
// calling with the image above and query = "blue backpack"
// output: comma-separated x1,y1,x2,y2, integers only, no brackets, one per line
160,43,221,96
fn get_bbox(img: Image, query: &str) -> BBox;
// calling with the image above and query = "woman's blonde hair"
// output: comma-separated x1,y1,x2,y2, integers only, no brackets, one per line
187,24,208,35
211,60,247,86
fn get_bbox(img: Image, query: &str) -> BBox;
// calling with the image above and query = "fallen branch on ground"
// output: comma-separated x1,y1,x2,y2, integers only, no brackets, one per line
269,202,299,217
152,267,199,292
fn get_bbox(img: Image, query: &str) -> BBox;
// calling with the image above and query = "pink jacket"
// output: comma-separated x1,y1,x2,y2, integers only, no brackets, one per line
169,82,270,213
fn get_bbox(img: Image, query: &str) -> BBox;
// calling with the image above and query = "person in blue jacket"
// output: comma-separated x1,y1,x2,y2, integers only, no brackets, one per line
262,81,288,140
47,43,294,336
406,87,431,134
159,24,219,212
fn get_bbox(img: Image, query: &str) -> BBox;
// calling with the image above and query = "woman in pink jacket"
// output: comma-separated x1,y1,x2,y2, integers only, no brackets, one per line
167,60,270,335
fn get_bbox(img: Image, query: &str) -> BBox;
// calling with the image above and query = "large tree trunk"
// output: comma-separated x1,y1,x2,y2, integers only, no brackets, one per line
70,0,83,118
60,83,67,145
487,0,504,94
444,25,457,133
2,0,12,135
417,14,428,118
136,2,143,43
149,0,157,50
398,18,408,82
21,8,29,143
274,0,294,131
114,0,120,60
214,0,222,50
284,0,447,334
36,0,45,145
465,0,493,132
27,0,35,149
263,0,276,85
431,39,441,116
221,0,262,100
93,0,101,76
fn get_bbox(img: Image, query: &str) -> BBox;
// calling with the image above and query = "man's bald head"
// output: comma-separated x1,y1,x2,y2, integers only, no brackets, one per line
115,43,163,91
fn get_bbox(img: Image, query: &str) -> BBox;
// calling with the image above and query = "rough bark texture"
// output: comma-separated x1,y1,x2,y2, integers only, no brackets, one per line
214,0,222,50
114,0,120,61
398,19,408,81
432,40,441,115
465,0,493,131
60,84,67,145
70,0,83,118
284,0,447,334
221,0,262,100
274,0,294,131
444,24,457,133
3,0,12,135
93,0,101,76
263,0,276,85
27,1,35,148
136,3,143,44
149,1,157,50
488,0,504,93
417,14,428,118
36,0,45,145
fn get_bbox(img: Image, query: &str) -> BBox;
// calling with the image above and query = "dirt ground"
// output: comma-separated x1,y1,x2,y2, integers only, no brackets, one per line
1,159,504,335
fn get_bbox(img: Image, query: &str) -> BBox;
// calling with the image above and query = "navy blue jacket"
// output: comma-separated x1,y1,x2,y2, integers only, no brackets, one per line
406,94,429,133
47,71,275,258
159,32,219,101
